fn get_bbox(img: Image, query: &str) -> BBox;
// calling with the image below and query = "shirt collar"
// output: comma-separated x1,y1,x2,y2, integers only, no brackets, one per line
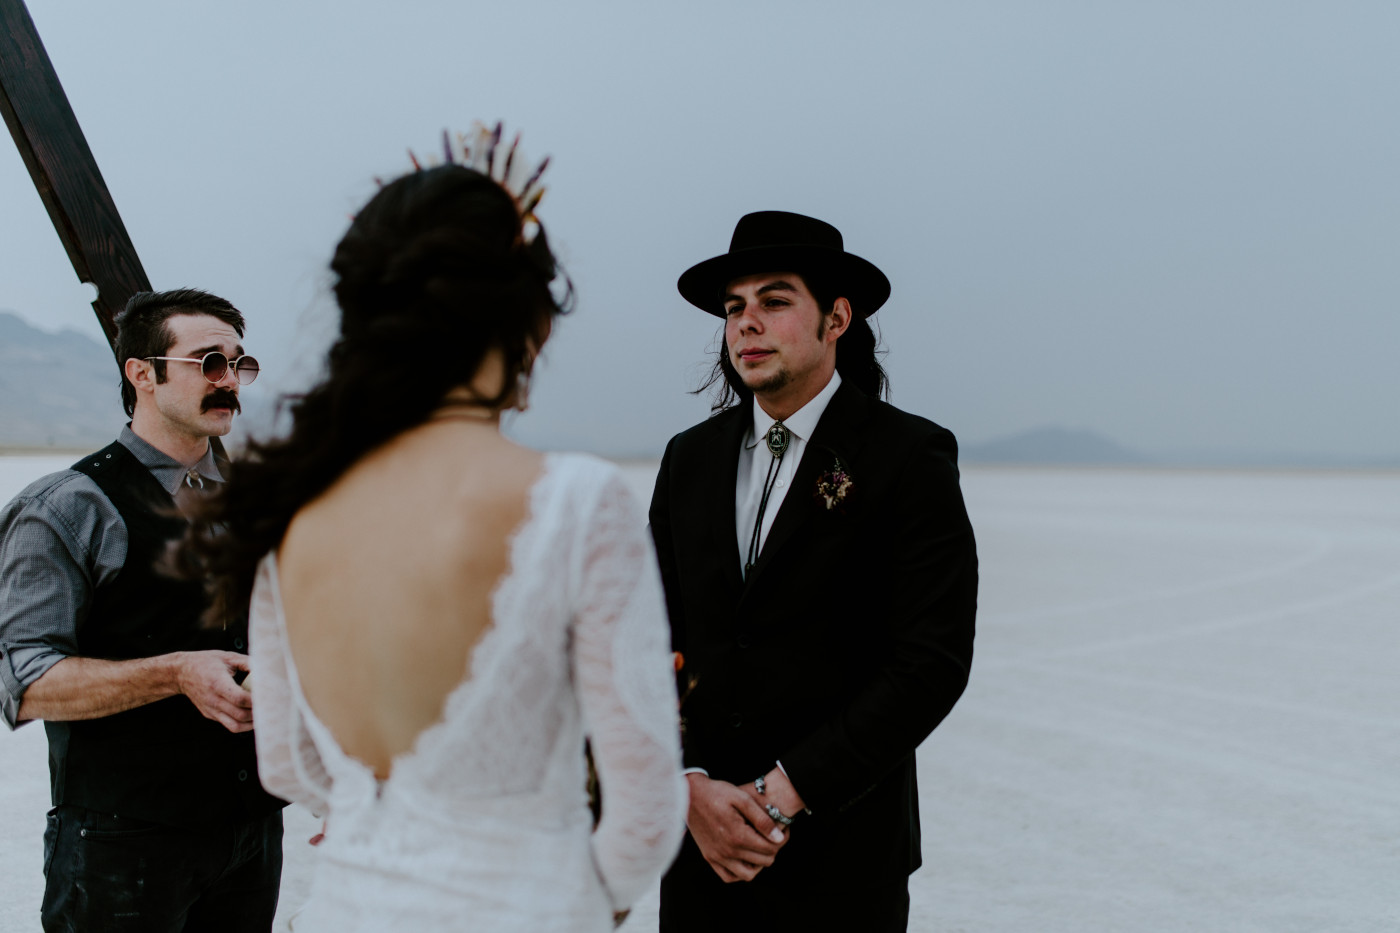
119,424,225,496
747,371,843,450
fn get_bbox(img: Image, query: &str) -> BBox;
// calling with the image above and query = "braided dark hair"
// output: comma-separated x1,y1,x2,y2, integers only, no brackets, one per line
184,165,570,622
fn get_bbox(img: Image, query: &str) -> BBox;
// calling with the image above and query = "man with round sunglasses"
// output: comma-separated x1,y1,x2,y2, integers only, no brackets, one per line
0,289,286,931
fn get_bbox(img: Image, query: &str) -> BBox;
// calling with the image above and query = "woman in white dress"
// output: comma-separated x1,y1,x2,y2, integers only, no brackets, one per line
186,138,686,930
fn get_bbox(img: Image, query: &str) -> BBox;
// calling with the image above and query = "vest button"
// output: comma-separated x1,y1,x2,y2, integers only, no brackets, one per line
234,638,245,650
737,635,751,648
238,770,249,782
730,714,743,728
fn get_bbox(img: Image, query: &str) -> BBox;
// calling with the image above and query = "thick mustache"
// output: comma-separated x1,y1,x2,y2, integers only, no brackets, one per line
202,390,241,414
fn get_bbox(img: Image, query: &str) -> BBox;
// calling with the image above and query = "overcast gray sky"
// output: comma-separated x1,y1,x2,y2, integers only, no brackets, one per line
3,1,1397,462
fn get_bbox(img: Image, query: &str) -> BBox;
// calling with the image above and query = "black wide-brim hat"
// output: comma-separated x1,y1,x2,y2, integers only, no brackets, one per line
678,211,891,318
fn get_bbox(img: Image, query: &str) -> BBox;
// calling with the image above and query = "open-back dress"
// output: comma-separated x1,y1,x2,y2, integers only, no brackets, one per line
249,454,686,931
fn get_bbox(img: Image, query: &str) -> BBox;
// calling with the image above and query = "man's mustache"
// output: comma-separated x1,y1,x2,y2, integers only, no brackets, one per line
202,390,241,414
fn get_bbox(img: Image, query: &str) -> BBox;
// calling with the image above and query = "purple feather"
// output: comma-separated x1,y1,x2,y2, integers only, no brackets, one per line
502,132,521,185
485,122,503,174
521,155,550,197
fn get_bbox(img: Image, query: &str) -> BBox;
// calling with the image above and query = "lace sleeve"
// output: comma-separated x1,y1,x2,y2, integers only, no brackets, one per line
250,555,333,817
571,468,687,911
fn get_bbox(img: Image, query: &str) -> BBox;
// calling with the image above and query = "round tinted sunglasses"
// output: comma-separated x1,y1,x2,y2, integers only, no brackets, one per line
145,351,261,385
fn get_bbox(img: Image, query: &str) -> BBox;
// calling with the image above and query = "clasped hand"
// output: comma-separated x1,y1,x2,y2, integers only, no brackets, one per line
685,767,805,883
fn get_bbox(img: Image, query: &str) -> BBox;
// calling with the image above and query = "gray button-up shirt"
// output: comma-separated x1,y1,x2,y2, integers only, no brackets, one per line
0,426,224,729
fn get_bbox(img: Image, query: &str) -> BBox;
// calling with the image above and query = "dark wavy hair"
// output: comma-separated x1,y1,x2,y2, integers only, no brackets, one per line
695,268,889,412
184,165,570,622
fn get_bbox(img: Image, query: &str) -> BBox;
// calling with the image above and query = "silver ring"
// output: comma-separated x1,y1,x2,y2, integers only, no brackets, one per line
764,803,794,827
754,776,767,795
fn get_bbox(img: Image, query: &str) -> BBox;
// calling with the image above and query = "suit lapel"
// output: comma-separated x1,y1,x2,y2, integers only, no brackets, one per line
740,381,872,602
710,406,750,596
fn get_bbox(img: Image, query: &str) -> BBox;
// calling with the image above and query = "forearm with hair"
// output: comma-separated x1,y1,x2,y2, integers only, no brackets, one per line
16,654,183,722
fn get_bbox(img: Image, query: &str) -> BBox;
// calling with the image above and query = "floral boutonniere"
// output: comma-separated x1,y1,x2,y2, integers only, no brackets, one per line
814,457,854,511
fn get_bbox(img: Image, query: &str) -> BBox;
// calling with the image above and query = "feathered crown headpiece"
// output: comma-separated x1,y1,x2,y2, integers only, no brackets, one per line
395,121,550,241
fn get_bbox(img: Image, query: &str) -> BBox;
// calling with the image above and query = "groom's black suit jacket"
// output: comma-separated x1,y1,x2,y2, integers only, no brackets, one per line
650,380,977,917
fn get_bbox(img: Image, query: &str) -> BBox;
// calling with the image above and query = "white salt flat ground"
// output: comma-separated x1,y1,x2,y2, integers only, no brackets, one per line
2,455,1396,931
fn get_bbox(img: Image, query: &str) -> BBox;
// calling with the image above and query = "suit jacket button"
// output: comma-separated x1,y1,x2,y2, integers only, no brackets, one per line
238,770,249,782
730,714,743,728
737,635,751,649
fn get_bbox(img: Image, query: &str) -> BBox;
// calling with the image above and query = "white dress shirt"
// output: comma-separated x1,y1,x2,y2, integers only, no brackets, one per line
734,371,842,575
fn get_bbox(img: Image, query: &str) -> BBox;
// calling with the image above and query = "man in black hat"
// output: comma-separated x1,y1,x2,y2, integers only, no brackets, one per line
650,211,978,931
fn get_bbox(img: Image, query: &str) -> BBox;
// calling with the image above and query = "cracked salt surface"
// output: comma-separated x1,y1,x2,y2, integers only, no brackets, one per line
3,458,1396,931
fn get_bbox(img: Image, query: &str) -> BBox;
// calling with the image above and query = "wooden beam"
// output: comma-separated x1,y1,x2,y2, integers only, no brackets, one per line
0,0,151,358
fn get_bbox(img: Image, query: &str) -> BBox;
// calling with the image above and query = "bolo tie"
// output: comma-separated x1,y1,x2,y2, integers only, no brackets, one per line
173,467,205,515
745,421,791,578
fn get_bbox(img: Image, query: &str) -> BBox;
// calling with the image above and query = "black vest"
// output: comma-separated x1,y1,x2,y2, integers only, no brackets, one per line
44,441,284,827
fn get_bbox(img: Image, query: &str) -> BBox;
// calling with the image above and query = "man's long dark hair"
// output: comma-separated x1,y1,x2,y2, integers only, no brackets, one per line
184,165,570,622
695,268,889,412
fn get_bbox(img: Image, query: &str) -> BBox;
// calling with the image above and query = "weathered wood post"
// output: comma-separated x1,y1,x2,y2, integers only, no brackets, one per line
1,0,151,362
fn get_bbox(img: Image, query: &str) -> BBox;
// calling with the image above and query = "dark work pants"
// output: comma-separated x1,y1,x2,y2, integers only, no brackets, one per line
41,805,284,933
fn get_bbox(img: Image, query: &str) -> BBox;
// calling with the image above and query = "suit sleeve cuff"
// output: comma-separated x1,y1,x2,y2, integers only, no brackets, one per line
774,760,813,814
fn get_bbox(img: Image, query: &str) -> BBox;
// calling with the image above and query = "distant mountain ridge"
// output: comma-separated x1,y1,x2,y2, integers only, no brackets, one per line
961,427,1146,465
0,311,127,449
2,313,1392,467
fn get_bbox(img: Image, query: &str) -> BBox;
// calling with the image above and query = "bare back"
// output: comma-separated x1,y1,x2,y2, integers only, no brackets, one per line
276,420,544,779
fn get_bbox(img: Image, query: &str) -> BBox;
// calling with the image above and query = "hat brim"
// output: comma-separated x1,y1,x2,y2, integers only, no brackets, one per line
677,245,891,318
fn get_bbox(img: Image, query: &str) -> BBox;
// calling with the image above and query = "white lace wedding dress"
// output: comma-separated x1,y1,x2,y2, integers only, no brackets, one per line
249,454,686,931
